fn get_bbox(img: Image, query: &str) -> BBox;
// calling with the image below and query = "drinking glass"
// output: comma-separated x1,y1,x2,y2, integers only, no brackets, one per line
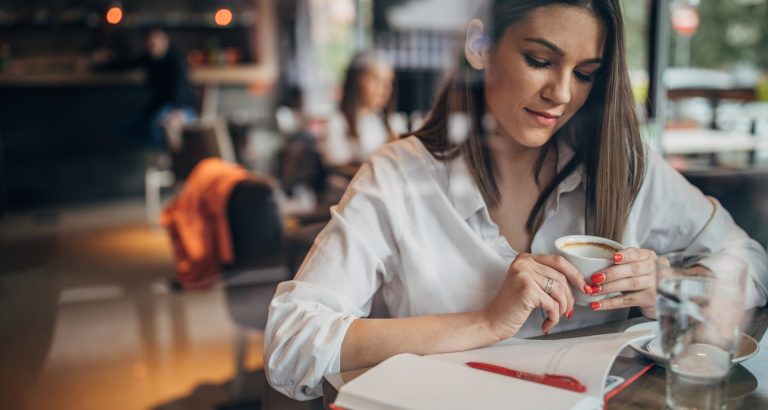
656,252,748,410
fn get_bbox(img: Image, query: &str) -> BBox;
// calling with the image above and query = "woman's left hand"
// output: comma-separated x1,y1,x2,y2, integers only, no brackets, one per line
587,248,657,318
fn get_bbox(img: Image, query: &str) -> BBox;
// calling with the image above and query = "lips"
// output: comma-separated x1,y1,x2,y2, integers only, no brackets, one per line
525,108,561,127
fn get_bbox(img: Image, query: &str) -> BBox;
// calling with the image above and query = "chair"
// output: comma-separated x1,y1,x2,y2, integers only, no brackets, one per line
222,179,289,398
145,118,237,226
223,178,326,400
170,119,237,181
683,167,768,248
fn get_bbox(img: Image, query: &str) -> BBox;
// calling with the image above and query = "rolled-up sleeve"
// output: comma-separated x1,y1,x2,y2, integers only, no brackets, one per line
629,150,768,308
264,152,404,400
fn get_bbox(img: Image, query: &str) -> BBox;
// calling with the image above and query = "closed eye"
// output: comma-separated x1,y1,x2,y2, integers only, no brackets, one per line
524,54,549,69
526,54,596,84
574,71,596,83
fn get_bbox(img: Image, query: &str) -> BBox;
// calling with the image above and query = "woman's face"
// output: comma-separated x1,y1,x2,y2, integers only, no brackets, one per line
359,62,394,112
484,5,605,150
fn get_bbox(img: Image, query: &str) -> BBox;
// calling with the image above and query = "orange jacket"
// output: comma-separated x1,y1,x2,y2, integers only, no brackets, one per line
160,158,254,290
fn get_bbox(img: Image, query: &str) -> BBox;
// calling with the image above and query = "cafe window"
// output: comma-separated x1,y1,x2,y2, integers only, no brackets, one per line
664,0,768,143
621,0,651,109
296,0,371,116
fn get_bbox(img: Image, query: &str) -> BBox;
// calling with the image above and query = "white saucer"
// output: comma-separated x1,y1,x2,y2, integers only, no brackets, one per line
624,321,759,365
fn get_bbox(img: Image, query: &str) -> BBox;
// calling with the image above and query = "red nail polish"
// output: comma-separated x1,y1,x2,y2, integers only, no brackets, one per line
591,273,606,284
583,284,593,294
590,302,601,310
590,285,601,294
613,253,623,263
566,309,574,319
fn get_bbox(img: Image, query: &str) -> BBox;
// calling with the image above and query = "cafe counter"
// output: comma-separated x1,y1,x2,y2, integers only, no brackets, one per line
0,63,277,87
0,63,276,212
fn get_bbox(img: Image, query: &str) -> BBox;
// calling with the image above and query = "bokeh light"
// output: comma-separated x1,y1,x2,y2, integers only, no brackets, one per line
214,8,233,26
106,7,123,25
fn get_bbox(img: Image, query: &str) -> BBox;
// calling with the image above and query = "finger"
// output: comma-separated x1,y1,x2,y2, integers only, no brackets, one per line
553,277,573,317
536,288,561,333
612,247,652,264
532,264,573,315
533,254,587,293
590,273,655,295
588,291,645,311
593,256,655,285
535,274,569,316
542,316,557,334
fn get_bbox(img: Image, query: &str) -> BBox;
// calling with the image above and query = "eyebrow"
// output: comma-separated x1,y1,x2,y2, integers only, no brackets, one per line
524,37,603,65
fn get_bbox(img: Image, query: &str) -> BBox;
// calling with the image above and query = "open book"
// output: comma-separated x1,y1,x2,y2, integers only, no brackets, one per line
333,331,653,410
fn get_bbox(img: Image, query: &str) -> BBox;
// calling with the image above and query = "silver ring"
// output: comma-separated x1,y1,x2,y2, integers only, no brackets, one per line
544,277,554,295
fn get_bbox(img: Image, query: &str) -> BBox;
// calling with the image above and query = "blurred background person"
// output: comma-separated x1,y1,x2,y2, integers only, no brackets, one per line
320,50,405,175
92,28,197,149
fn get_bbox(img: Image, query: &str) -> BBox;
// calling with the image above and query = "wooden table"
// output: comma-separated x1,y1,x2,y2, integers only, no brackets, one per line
323,308,768,409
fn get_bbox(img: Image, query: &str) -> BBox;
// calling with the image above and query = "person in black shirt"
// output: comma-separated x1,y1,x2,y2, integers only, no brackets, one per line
93,28,196,148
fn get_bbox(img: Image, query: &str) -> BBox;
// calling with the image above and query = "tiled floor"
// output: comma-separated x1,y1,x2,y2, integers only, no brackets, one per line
0,199,273,410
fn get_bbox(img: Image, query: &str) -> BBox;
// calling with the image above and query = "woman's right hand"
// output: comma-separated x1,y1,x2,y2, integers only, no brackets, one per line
483,253,588,339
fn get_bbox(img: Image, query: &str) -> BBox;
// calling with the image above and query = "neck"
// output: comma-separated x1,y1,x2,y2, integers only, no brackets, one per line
488,133,549,186
357,107,375,118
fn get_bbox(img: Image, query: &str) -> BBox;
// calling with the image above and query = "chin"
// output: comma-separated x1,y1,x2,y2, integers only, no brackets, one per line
517,130,555,148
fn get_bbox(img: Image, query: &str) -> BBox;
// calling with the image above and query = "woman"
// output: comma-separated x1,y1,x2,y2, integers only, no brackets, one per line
321,50,405,169
265,0,768,400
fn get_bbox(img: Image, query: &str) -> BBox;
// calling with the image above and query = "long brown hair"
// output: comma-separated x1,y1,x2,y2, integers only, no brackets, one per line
412,0,645,242
339,50,396,141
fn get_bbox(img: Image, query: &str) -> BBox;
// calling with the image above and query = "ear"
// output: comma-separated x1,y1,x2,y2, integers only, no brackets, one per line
465,19,488,70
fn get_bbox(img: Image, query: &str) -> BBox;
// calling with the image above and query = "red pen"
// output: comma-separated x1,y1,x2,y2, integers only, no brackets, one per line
466,362,587,393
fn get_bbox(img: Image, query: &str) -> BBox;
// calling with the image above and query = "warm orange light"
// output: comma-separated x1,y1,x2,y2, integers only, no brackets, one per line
214,8,233,26
132,362,147,378
106,7,123,25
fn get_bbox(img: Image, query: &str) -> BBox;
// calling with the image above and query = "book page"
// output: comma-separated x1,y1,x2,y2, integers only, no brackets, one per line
334,332,653,409
334,353,603,410
428,331,652,399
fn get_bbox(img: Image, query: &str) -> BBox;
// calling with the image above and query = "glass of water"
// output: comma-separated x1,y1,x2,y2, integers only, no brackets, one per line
656,252,748,410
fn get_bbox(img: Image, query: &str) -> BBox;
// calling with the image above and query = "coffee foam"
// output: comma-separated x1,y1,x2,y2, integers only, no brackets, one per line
560,241,618,259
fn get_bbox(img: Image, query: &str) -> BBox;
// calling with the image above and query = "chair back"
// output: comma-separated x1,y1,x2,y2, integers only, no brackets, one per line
273,132,327,197
224,178,289,330
170,119,237,181
226,179,284,271
684,168,768,247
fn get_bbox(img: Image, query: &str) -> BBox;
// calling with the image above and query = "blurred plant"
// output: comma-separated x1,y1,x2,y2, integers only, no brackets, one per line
632,82,649,105
620,0,648,73
757,76,768,101
680,0,768,70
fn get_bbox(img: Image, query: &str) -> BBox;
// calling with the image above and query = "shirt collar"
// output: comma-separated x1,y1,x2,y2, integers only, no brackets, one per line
556,140,583,195
446,139,584,221
446,155,486,221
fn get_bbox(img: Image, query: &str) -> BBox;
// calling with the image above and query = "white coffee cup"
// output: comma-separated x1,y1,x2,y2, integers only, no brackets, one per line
554,235,625,306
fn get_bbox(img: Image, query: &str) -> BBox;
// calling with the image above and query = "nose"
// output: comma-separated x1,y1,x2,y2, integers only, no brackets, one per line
541,71,571,105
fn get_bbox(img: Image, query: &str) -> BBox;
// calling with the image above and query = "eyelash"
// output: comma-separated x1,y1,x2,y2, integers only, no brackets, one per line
524,55,595,84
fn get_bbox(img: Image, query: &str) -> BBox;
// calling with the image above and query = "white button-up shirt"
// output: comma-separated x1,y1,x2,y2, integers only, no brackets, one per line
321,111,408,166
265,136,768,400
